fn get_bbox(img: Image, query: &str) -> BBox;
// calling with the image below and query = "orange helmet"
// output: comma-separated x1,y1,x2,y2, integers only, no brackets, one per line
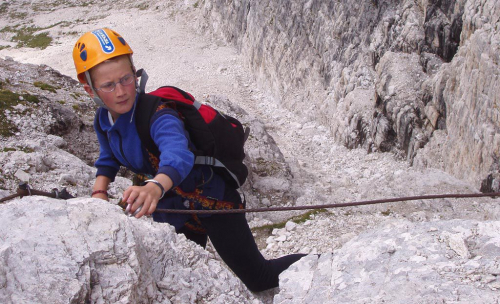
73,28,133,83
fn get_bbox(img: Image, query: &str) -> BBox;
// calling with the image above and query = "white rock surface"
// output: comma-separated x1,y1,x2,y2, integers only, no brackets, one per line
275,220,500,304
0,197,258,304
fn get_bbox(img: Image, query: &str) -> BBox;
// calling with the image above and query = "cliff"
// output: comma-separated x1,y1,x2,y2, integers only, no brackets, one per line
197,0,500,191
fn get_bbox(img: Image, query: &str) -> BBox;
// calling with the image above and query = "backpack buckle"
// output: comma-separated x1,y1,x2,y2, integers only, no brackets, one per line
205,157,216,166
194,156,216,166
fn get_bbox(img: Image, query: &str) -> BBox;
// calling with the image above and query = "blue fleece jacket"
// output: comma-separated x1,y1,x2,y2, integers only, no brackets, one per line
93,94,226,230
94,95,194,186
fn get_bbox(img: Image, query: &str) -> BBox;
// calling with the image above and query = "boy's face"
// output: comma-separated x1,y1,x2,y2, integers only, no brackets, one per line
84,55,136,120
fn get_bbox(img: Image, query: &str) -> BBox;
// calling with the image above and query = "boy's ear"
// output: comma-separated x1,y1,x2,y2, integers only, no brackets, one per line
83,84,94,98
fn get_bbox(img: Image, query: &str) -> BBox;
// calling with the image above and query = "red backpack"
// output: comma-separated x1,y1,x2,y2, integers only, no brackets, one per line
135,86,249,188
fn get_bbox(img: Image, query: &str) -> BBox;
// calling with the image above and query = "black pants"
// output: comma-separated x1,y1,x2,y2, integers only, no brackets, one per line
177,189,306,292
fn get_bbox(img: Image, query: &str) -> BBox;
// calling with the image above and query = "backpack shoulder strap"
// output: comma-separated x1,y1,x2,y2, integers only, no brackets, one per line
135,93,162,156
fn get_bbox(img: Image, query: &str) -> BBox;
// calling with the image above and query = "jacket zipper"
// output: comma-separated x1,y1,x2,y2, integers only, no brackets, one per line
109,131,132,168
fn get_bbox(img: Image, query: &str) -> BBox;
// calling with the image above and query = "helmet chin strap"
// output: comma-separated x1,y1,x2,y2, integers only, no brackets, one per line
127,68,149,123
129,55,148,94
135,68,148,94
84,71,108,109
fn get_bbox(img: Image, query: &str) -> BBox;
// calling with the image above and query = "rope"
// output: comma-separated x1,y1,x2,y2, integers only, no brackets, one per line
153,192,500,214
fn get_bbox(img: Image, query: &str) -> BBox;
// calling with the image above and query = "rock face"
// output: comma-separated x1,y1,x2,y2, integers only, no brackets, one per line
415,2,500,192
274,219,500,304
0,57,98,168
0,198,257,304
2,198,499,304
198,0,500,191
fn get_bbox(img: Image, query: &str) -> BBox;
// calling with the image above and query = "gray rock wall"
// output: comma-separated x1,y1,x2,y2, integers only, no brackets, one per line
415,1,500,191
197,0,500,190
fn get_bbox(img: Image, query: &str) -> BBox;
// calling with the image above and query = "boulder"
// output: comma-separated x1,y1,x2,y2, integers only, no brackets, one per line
0,197,257,304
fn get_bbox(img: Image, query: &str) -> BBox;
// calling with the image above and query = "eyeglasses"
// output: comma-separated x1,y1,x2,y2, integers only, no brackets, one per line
95,74,135,92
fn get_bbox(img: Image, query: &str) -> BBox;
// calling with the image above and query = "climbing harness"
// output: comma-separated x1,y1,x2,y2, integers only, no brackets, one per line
1,183,498,215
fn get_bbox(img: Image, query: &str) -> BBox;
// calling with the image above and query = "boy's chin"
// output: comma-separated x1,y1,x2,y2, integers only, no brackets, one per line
114,102,134,113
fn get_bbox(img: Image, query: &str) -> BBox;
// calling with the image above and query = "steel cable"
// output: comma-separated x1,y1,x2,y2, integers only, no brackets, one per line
154,192,500,214
1,184,498,215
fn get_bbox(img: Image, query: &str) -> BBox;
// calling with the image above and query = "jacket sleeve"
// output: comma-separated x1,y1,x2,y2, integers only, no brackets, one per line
150,109,194,187
93,111,120,181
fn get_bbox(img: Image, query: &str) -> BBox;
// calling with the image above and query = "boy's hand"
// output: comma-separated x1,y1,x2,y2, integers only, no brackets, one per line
122,182,162,218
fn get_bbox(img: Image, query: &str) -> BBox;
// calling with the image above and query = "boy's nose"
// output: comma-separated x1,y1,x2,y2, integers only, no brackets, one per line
114,83,126,95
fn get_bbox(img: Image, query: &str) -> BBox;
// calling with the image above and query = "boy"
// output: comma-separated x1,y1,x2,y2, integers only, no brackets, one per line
73,28,305,292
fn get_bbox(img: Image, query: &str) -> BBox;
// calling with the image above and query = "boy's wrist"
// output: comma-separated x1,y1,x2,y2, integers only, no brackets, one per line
144,179,165,199
91,189,108,197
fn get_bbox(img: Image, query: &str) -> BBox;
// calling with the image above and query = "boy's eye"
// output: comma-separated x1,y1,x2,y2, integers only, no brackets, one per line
120,74,133,84
100,82,115,91
95,74,134,92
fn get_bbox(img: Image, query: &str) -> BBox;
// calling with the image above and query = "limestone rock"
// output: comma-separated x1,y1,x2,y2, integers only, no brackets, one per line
414,0,500,190
0,197,257,304
0,57,98,167
374,51,428,159
274,219,500,304
1,2,500,303
199,0,500,189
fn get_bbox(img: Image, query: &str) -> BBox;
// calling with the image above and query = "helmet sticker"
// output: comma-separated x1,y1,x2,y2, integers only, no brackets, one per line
117,37,127,46
92,29,115,54
80,50,87,61
77,43,87,61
